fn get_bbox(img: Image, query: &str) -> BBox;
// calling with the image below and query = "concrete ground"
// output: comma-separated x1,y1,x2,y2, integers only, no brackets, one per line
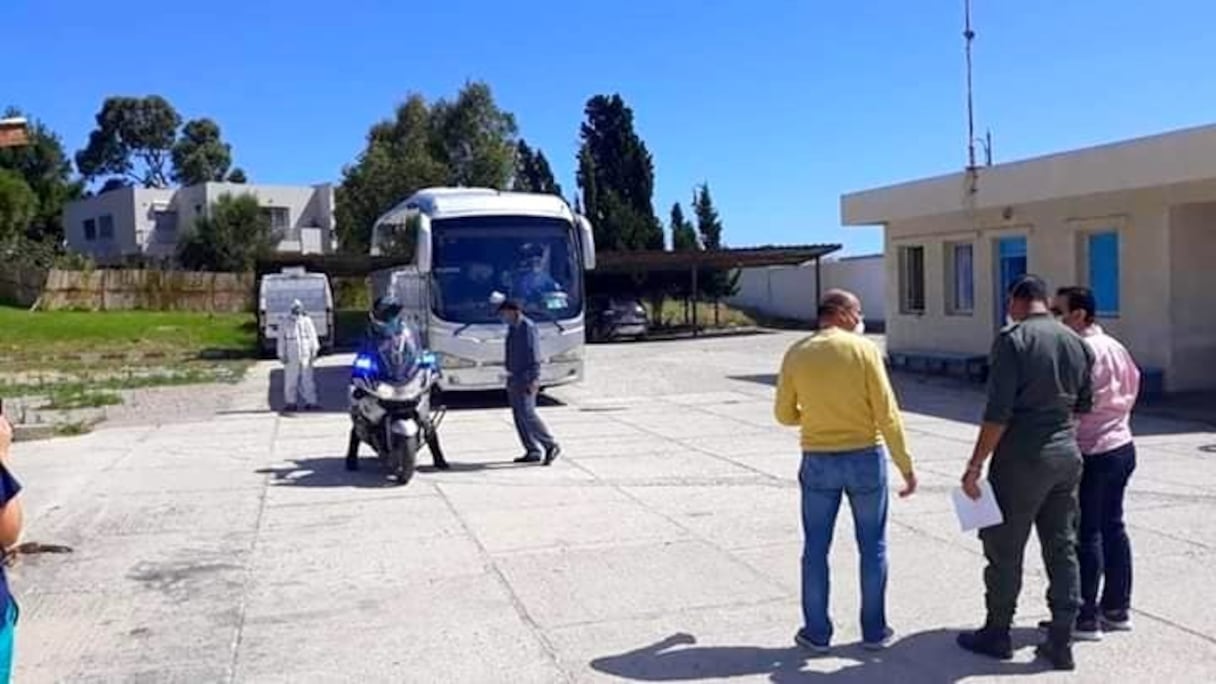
10,331,1216,683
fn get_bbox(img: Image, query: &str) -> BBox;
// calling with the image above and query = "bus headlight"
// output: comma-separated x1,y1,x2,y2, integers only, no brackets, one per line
434,352,476,369
551,348,582,363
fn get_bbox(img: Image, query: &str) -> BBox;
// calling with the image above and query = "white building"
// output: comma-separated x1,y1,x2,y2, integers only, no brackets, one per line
730,253,886,328
64,182,337,265
842,123,1216,394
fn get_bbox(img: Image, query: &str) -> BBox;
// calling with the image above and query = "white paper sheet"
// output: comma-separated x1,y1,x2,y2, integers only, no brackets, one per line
951,480,1004,532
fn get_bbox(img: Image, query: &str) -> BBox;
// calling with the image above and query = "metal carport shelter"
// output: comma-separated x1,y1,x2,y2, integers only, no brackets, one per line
591,244,842,334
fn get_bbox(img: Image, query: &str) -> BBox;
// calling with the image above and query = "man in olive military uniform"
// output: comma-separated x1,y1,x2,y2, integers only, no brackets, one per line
957,275,1095,671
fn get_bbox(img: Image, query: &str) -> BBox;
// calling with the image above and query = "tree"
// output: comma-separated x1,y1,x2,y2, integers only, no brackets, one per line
98,178,130,194
76,96,182,188
171,118,232,185
693,183,723,249
335,83,519,253
335,94,447,253
177,193,279,272
513,140,562,196
692,183,738,299
670,202,699,251
0,170,37,245
226,168,248,183
577,94,663,252
428,82,518,188
0,107,82,246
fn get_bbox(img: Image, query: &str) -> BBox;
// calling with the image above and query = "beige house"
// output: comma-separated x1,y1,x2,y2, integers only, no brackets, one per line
842,124,1216,394
64,182,336,265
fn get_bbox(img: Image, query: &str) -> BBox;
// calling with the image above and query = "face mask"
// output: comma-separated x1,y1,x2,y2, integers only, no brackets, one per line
1004,314,1014,327
853,318,866,335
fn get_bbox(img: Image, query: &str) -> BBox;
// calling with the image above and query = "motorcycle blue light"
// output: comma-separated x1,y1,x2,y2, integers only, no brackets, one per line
352,354,379,377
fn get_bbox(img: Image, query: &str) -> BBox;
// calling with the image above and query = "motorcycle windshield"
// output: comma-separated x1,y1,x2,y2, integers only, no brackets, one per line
374,331,421,384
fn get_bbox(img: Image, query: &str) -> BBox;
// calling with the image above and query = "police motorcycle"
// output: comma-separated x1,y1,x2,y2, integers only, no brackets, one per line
346,298,448,485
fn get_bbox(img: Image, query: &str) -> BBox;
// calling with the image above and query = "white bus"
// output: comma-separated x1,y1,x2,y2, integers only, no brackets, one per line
370,188,596,392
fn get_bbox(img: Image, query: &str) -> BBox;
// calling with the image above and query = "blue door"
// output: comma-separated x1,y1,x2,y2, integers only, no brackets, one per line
995,236,1028,327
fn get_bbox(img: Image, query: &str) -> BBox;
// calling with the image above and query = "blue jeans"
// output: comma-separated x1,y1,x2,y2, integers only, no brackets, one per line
798,447,889,645
0,598,17,683
1078,442,1136,620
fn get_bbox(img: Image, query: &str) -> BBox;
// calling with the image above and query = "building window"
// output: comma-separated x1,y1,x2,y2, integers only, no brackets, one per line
83,218,97,241
1086,231,1120,316
153,210,178,244
98,214,114,240
898,245,926,314
262,207,291,235
946,242,974,314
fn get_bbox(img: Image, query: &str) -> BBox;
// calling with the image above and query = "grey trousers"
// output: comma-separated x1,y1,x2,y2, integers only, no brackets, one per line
508,384,557,455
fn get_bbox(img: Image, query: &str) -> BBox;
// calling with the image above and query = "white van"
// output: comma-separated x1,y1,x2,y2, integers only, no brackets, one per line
257,267,335,357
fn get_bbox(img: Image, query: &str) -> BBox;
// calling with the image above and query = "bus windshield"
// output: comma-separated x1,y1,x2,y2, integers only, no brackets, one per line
431,215,583,325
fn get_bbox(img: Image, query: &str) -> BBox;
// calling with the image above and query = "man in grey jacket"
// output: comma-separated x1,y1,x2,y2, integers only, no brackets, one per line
500,299,561,465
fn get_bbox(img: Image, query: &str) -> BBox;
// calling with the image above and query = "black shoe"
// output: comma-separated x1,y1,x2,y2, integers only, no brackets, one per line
1036,640,1076,671
543,445,562,466
345,455,359,472
1101,609,1133,632
432,458,451,471
1037,617,1102,642
284,404,298,413
957,628,1013,660
514,453,542,464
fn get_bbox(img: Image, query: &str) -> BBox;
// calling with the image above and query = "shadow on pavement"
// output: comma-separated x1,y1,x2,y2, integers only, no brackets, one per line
267,366,566,414
257,456,528,488
729,371,1210,437
591,629,1052,683
268,365,355,414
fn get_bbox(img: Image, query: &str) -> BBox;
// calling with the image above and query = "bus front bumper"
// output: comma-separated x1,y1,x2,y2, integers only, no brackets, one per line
438,362,583,391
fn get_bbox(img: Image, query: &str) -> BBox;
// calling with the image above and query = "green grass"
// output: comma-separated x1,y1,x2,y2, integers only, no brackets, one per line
54,420,97,437
0,306,255,368
41,389,123,411
649,300,755,329
0,362,248,398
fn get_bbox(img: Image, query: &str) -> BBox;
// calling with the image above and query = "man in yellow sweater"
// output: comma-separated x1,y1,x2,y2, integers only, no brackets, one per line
775,289,917,655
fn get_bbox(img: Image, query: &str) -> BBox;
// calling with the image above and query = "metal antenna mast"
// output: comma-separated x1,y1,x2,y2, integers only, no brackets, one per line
964,0,978,170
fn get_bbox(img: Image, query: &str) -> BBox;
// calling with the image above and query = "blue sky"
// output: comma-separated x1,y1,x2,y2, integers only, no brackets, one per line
6,0,1216,255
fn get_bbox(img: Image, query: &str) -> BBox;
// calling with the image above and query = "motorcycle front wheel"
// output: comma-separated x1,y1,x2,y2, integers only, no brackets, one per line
393,436,419,485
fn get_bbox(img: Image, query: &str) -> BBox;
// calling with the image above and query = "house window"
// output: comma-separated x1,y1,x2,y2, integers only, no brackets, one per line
262,207,291,234
83,218,97,241
153,210,178,244
898,245,926,314
946,242,974,314
98,214,114,240
1086,231,1120,316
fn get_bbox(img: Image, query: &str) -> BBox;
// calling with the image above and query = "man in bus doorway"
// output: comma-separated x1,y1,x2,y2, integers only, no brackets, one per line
499,299,561,465
278,299,320,412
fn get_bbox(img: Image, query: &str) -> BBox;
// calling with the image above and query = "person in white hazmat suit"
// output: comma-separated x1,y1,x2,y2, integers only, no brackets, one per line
277,299,320,411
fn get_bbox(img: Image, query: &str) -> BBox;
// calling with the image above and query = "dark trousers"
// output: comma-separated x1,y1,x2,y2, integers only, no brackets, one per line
508,384,556,455
980,450,1083,637
1078,442,1136,620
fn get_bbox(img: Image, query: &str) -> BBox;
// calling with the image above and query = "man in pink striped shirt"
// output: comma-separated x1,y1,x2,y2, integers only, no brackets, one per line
1047,286,1141,641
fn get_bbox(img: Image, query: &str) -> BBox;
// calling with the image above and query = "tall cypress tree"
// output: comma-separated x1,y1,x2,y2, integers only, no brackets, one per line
670,202,699,251
576,94,663,252
693,183,737,299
